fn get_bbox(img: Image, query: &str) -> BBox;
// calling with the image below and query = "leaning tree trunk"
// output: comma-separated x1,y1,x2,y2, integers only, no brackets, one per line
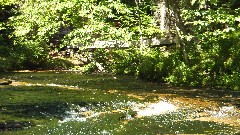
155,0,190,63
168,0,189,63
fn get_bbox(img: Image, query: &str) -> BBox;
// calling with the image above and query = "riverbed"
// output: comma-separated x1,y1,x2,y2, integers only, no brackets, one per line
0,71,239,134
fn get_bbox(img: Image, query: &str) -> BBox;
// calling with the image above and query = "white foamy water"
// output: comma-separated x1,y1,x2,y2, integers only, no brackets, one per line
59,101,177,124
210,106,238,118
58,105,100,124
134,101,177,117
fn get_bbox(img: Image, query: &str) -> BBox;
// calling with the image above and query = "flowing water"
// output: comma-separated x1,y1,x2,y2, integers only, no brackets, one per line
0,71,239,134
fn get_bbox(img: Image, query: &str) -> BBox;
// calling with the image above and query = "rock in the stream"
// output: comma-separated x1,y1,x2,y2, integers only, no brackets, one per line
0,120,33,131
0,79,12,85
0,122,6,129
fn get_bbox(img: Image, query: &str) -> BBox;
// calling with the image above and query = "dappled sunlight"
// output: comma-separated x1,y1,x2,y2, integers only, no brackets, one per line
10,81,80,90
189,106,240,128
4,79,240,130
0,72,239,134
58,104,100,123
58,100,178,124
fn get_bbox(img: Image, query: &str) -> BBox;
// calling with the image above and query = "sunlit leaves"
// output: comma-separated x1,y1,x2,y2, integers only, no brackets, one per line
191,0,197,5
160,0,240,88
190,0,219,8
0,0,18,5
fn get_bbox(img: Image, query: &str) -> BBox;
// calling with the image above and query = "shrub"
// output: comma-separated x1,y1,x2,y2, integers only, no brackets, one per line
138,48,172,82
110,48,141,75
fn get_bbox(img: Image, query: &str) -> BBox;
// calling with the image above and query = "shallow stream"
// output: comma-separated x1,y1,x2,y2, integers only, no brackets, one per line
0,71,239,134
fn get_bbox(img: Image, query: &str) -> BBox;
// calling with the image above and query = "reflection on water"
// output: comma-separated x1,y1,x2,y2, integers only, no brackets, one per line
53,100,239,135
210,106,238,118
59,100,177,124
134,101,176,117
59,105,93,123
0,72,239,134
191,105,240,128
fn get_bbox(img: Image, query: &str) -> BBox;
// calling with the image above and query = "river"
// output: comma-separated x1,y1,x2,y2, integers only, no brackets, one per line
0,71,239,134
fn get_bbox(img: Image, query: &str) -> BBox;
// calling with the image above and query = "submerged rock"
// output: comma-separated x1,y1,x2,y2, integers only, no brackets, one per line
0,120,33,131
0,79,12,85
0,122,6,129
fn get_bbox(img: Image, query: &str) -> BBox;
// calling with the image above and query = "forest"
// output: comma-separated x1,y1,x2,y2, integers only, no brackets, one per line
0,0,240,90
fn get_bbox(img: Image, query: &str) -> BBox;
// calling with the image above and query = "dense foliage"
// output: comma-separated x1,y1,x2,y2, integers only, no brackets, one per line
0,0,239,90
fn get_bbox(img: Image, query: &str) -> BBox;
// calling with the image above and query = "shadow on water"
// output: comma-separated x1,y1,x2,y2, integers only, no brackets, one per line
1,102,87,119
0,71,239,134
1,71,239,99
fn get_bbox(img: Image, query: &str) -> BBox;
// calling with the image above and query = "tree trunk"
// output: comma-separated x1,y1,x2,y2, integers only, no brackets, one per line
168,0,189,63
155,0,190,63
135,0,144,53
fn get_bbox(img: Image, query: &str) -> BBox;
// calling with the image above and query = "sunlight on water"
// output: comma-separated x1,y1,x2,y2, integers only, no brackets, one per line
33,101,239,135
134,101,177,117
59,100,177,124
58,104,100,124
1,72,239,135
210,106,238,118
